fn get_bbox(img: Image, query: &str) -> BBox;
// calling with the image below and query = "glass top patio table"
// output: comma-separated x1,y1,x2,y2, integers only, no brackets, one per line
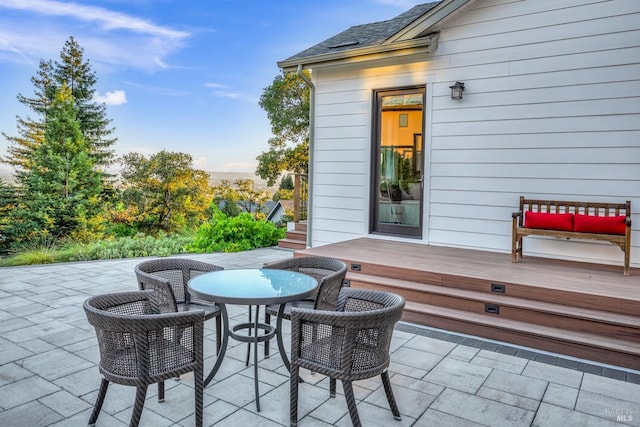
188,268,318,412
188,268,318,305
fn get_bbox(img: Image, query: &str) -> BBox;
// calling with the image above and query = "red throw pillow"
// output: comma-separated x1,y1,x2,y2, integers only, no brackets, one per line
574,214,627,235
524,211,574,231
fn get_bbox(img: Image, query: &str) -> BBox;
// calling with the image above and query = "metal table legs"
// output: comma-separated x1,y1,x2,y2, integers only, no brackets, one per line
204,303,289,412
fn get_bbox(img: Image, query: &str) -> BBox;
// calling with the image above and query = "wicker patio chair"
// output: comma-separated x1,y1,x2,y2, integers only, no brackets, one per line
135,258,223,354
262,256,347,357
83,290,204,427
290,288,405,427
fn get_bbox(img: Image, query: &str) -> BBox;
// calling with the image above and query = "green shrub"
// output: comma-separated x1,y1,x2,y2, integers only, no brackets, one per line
70,233,191,261
0,233,192,266
0,234,64,266
187,210,285,253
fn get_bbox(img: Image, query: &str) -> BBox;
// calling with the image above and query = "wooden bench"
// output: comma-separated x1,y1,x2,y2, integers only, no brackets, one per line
512,197,632,275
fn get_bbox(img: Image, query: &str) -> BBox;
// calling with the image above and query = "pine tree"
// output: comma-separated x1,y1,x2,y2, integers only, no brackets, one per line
54,36,116,168
2,37,116,175
0,178,17,252
2,60,55,176
5,85,104,242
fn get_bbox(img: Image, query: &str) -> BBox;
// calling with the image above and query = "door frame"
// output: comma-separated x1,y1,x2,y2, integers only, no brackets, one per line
369,85,426,238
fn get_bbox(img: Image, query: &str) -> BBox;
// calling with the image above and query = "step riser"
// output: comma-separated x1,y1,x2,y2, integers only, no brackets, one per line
345,260,442,284
286,231,305,240
344,262,636,315
278,240,306,250
403,310,640,371
402,309,640,371
298,238,639,372
279,222,306,250
353,279,640,342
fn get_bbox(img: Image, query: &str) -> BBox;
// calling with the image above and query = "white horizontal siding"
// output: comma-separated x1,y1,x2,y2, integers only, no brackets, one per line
434,81,640,109
313,172,367,186
432,115,640,135
431,148,640,165
434,98,640,123
308,0,640,269
447,0,627,37
430,189,519,206
429,177,638,198
431,131,638,149
431,163,640,181
445,17,640,65
313,194,366,211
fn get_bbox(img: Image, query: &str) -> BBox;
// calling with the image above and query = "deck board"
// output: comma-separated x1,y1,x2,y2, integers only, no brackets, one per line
298,237,640,369
298,237,640,299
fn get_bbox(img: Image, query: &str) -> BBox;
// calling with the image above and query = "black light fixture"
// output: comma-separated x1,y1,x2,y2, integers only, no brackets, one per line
449,81,465,99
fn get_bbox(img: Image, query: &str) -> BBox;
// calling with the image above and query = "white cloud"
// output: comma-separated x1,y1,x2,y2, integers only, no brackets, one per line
192,156,208,170
204,82,227,89
94,90,127,105
0,0,190,71
214,90,241,99
204,83,257,103
123,80,189,97
0,0,188,39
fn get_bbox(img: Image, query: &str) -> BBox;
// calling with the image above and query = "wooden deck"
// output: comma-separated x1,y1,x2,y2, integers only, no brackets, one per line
297,238,640,371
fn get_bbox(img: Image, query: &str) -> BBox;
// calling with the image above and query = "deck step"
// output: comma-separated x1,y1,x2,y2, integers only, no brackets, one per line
348,272,640,330
403,301,640,370
285,229,306,240
278,238,306,250
341,262,637,315
278,221,306,250
296,238,640,371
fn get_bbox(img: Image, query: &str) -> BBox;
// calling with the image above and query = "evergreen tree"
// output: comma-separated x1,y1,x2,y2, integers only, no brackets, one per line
2,60,55,176
0,179,17,251
54,37,116,168
5,85,103,243
280,174,294,190
2,37,116,174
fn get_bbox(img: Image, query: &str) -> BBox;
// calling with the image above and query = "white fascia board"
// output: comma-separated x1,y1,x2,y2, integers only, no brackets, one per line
278,33,440,72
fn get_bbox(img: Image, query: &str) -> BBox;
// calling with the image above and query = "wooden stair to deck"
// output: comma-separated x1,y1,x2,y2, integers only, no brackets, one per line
297,238,640,371
278,221,306,250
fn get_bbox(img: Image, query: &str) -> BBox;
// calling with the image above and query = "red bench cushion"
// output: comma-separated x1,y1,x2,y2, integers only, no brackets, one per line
525,212,574,231
574,214,627,235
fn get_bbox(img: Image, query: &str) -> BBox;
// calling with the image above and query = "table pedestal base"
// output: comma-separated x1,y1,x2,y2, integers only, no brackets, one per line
204,304,280,412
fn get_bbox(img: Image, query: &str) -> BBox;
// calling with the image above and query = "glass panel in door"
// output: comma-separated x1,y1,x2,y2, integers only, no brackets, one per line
371,87,424,237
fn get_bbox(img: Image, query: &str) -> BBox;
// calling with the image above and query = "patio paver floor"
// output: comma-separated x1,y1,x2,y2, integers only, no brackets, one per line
0,247,638,426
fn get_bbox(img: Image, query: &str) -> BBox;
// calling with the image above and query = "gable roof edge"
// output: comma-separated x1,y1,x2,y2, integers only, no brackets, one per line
278,0,474,72
387,0,477,43
278,33,440,72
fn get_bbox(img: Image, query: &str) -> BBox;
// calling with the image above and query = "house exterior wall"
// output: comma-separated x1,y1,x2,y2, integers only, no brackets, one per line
309,0,640,269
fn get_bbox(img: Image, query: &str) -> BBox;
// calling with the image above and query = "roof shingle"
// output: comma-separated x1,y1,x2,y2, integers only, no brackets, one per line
282,2,441,62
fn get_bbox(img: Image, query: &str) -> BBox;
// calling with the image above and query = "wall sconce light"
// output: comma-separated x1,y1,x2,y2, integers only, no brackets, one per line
449,81,465,99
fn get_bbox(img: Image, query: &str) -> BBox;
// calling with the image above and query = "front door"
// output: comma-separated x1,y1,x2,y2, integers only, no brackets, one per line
371,87,425,237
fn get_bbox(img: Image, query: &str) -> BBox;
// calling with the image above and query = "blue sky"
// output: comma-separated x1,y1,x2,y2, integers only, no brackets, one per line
0,0,425,173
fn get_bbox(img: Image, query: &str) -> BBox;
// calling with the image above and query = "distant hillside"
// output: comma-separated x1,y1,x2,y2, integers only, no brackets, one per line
0,168,276,191
208,172,275,191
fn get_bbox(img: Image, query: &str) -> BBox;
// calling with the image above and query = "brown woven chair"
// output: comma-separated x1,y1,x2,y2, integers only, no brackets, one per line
135,258,223,354
262,256,347,357
83,290,204,427
290,288,405,427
